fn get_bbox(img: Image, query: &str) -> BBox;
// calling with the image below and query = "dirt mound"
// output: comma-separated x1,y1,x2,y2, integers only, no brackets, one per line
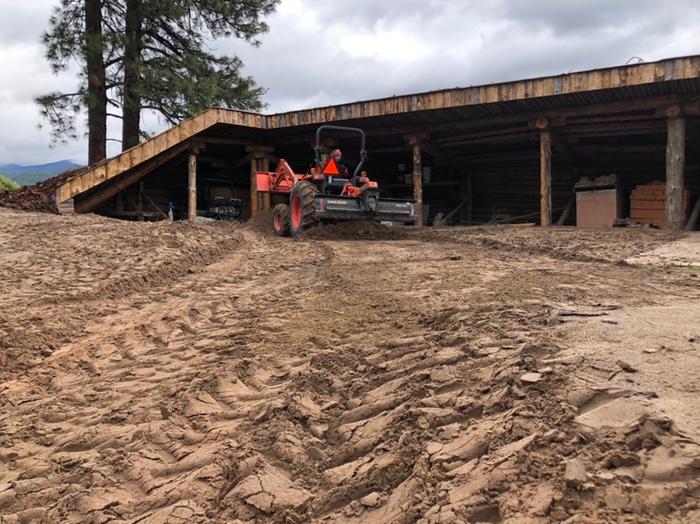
0,208,241,378
304,220,408,240
0,168,86,213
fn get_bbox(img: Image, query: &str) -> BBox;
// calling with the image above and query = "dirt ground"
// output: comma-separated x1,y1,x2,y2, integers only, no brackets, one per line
1,207,698,523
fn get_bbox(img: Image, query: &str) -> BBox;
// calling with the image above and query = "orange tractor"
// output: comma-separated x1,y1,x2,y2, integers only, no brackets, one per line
256,125,418,237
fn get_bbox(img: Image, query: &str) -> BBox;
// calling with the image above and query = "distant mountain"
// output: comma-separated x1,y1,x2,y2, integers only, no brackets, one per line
0,160,82,186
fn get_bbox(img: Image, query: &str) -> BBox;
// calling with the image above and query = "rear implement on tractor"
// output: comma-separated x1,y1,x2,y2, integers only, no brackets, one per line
256,125,418,237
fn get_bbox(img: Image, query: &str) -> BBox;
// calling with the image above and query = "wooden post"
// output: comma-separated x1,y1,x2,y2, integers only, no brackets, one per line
249,156,258,216
261,157,271,211
246,146,275,216
188,147,198,221
540,129,552,227
409,137,424,227
665,107,685,230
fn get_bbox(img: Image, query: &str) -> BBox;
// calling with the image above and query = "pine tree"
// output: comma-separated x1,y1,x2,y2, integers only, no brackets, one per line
37,0,278,160
37,0,117,164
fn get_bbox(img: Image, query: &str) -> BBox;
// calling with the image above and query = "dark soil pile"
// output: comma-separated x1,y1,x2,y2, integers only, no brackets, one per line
304,221,409,240
0,168,86,213
243,209,275,234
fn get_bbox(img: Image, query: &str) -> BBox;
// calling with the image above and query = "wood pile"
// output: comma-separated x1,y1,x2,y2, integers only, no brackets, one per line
0,168,85,214
629,181,688,227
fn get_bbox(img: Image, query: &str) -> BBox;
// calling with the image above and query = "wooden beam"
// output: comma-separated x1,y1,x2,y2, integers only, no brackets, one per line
199,136,254,145
75,141,192,213
247,146,274,214
142,191,169,220
188,148,199,221
557,195,575,226
540,130,552,227
265,95,686,147
573,145,666,154
249,157,258,215
263,57,699,130
261,157,271,211
408,136,424,227
666,115,686,230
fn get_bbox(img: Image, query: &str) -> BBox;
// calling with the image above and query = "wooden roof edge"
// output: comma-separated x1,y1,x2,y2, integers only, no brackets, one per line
55,108,263,205
258,55,700,128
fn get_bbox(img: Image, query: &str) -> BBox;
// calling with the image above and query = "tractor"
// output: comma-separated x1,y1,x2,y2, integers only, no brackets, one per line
256,125,418,237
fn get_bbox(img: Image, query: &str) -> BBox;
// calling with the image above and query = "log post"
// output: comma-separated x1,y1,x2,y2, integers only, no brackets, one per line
249,156,258,216
246,146,275,216
665,106,686,230
538,118,552,227
261,157,271,211
405,135,425,227
188,146,199,221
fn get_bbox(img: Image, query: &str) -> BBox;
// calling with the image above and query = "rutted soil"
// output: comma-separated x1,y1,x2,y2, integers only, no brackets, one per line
304,221,408,241
1,208,698,523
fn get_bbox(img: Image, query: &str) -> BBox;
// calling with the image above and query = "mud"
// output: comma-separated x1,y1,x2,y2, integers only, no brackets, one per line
1,208,698,523
304,221,408,241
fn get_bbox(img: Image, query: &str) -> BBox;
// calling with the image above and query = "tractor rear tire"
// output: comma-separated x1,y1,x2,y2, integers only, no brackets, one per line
289,181,319,237
272,203,290,237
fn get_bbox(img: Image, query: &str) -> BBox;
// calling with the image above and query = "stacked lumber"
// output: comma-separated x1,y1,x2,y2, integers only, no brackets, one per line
630,181,688,227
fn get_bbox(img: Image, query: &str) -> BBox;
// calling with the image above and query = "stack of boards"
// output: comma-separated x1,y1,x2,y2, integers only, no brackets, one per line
630,181,688,227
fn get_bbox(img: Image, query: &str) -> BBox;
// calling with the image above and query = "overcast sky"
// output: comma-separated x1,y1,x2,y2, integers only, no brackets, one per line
0,0,698,165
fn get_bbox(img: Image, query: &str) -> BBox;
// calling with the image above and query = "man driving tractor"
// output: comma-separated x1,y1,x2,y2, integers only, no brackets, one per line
325,148,350,179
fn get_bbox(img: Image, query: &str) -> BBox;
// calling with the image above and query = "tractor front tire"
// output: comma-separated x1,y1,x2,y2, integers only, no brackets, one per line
289,181,319,237
272,203,290,237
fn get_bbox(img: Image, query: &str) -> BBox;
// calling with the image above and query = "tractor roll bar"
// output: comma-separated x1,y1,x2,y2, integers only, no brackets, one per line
313,125,368,178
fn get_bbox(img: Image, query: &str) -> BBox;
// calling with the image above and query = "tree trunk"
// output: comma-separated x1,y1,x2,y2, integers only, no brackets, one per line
122,0,142,150
85,0,107,164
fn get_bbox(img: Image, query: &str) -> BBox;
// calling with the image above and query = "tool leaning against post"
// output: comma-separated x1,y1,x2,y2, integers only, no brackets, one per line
255,125,418,237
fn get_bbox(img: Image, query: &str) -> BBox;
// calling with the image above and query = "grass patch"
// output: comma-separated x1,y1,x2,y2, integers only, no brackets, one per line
0,174,20,191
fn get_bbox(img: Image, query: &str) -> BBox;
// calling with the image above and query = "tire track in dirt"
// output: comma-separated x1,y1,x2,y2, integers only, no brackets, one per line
1,214,699,523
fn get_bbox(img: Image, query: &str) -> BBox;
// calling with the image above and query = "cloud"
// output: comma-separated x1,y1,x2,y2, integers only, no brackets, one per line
231,0,700,114
0,0,699,164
